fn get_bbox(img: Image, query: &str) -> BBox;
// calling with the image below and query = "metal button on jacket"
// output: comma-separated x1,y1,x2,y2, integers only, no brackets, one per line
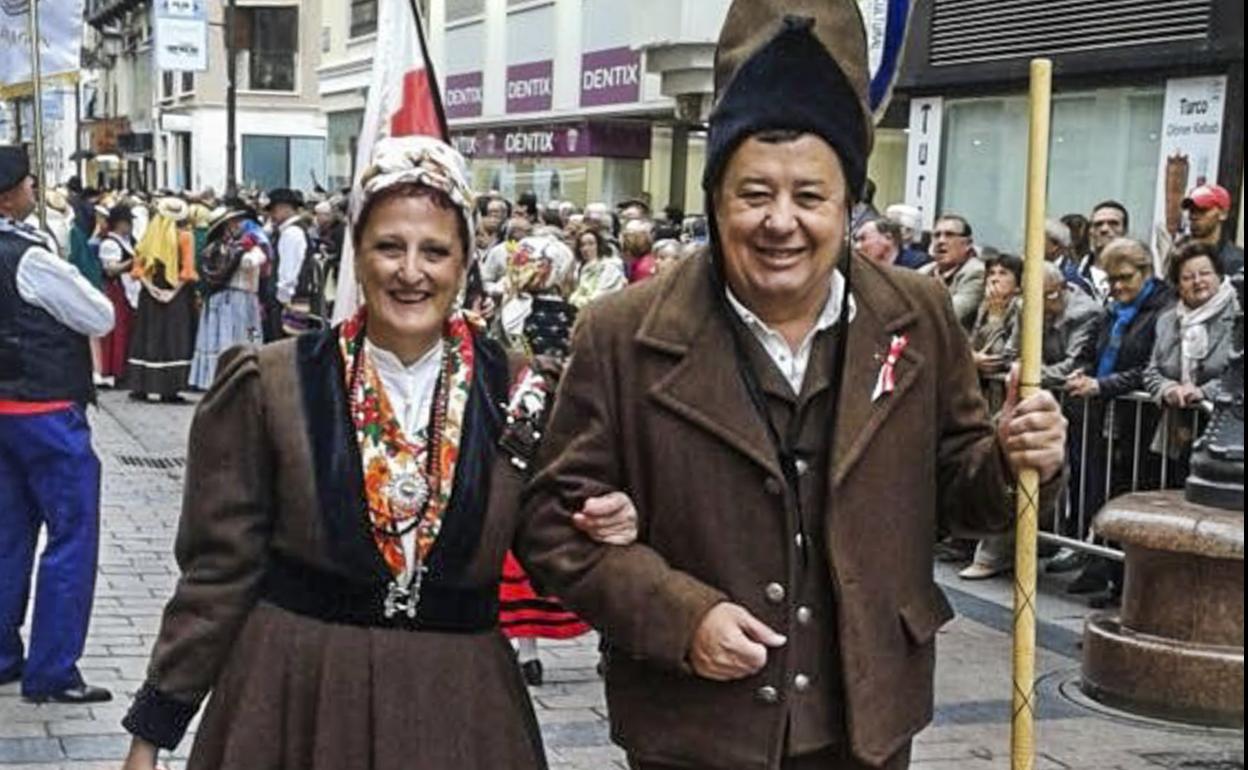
795,458,810,476
794,532,805,549
796,606,813,625
756,685,780,704
793,673,811,693
764,582,786,604
763,477,784,496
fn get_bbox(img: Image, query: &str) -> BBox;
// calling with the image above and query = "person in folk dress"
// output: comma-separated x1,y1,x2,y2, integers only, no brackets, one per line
188,205,270,390
97,205,140,384
119,136,638,770
124,198,198,403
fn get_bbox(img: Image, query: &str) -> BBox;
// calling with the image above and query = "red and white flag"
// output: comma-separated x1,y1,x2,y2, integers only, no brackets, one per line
333,0,448,323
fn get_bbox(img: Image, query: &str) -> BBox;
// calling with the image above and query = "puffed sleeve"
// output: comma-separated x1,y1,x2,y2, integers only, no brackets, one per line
122,346,275,749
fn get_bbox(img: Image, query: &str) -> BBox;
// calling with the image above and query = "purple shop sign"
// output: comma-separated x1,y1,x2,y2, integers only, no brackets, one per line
445,72,483,119
580,47,642,107
452,120,651,160
506,60,554,114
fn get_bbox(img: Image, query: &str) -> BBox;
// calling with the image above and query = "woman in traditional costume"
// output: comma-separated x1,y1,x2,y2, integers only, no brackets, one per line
97,205,139,384
119,136,634,770
188,204,270,389
124,198,198,403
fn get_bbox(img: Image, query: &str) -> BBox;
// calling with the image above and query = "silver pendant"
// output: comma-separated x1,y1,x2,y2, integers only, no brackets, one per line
385,470,430,520
382,563,428,620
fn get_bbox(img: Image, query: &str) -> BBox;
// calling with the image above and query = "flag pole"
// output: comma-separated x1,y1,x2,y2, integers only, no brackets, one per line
27,0,48,229
1011,57,1052,770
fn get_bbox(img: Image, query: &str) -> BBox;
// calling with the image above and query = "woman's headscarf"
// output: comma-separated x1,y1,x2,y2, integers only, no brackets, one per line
354,136,475,241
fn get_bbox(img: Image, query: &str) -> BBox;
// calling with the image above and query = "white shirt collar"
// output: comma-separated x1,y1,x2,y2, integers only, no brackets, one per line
724,269,857,394
365,338,443,437
724,268,856,340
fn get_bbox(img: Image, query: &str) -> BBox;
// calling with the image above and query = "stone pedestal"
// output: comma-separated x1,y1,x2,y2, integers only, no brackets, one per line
1081,490,1243,727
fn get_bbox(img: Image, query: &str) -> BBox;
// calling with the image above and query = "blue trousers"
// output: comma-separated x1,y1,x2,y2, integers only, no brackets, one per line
0,407,101,696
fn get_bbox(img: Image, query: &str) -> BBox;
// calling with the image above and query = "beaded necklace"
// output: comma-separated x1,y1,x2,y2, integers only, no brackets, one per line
339,307,475,613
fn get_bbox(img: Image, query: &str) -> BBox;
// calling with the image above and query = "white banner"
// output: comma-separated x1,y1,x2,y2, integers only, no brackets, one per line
1152,76,1226,244
0,0,86,97
153,0,207,72
904,96,943,231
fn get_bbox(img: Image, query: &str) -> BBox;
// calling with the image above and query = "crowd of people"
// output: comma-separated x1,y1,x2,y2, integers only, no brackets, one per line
25,172,712,405
850,187,1243,606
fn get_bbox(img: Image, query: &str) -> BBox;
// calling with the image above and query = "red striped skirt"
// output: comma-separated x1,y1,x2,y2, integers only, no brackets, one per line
499,551,590,640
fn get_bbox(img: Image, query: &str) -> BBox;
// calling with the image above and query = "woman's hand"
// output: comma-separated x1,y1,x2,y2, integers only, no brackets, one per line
572,491,639,545
120,737,159,770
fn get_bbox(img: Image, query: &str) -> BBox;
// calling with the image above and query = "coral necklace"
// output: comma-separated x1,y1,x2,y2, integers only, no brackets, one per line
339,307,475,617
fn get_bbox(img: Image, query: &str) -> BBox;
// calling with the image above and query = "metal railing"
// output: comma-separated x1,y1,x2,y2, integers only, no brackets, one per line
1038,390,1210,561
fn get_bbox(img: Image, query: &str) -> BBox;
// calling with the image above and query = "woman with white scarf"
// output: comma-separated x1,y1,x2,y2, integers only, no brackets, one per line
1145,240,1239,461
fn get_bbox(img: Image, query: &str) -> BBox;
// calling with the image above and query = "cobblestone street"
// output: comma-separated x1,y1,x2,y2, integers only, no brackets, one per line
0,393,1242,769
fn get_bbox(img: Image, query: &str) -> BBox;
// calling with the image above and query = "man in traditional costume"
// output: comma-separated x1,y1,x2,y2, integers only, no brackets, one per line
518,3,1067,768
0,144,115,704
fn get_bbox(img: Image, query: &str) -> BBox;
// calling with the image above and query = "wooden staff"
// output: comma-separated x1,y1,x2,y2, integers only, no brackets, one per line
27,0,48,230
1011,57,1052,770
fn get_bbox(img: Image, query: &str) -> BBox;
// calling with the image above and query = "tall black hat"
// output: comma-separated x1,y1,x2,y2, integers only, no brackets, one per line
703,0,874,200
265,188,304,209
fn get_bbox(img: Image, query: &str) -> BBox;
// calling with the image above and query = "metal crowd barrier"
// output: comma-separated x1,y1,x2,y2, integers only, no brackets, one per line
1037,390,1209,562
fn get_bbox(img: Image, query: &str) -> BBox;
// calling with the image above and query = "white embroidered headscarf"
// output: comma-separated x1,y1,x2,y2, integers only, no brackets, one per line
353,135,476,242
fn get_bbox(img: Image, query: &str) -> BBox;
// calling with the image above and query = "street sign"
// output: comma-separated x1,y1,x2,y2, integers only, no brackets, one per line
153,0,208,72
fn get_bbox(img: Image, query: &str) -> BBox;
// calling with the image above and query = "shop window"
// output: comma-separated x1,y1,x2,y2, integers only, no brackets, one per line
938,87,1163,253
242,134,327,193
350,0,378,38
327,109,364,190
235,6,299,92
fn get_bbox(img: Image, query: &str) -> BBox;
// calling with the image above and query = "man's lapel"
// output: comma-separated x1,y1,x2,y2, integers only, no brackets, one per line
638,254,783,479
831,259,924,487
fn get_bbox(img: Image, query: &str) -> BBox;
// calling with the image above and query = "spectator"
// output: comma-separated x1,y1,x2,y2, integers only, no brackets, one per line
568,227,627,309
517,190,540,222
854,217,927,269
621,218,657,283
885,203,926,252
959,252,1026,580
477,194,511,245
481,215,532,298
970,252,1024,409
652,238,683,274
1181,184,1243,276
681,215,708,245
1061,213,1091,266
850,177,879,233
919,214,985,332
1084,201,1128,297
616,197,650,223
1037,264,1104,389
1046,218,1097,298
1062,238,1173,600
1144,241,1238,473
1067,239,1172,400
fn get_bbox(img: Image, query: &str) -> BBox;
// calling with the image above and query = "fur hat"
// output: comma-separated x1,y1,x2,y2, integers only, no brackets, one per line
703,0,873,200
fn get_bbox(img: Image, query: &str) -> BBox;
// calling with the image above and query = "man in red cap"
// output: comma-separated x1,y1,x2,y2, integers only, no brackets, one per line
1182,183,1243,276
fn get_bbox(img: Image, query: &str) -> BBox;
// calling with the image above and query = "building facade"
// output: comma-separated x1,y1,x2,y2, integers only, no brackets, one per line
894,0,1244,253
84,0,326,194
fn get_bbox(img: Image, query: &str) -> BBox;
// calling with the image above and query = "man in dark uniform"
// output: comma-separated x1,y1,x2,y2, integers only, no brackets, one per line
0,145,115,704
518,2,1066,768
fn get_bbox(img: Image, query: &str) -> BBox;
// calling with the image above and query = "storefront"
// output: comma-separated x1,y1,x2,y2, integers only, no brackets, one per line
895,0,1243,253
451,118,652,206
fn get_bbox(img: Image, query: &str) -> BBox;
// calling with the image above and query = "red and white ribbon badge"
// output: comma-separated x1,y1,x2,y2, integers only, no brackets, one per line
871,334,910,403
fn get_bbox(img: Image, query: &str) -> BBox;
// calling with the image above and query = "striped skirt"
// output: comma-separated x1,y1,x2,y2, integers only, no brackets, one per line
499,551,590,640
189,288,263,390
